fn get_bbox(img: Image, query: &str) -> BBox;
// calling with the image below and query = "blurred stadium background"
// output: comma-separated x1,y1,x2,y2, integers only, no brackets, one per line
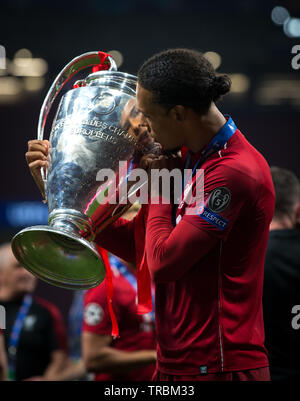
0,0,299,321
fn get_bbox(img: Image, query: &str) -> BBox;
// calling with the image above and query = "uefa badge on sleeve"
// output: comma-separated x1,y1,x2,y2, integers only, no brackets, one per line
84,303,104,326
196,187,231,231
208,187,231,213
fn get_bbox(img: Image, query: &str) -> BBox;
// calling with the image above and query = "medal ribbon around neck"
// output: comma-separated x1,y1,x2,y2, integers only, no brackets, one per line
175,115,237,220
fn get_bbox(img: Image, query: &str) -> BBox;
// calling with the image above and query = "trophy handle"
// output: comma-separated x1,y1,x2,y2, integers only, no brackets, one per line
38,51,118,189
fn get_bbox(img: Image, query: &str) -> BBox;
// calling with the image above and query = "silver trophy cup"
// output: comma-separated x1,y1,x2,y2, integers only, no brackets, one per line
11,51,149,290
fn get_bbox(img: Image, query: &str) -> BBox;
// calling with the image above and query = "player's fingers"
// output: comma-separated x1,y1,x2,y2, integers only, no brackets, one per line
139,154,159,169
28,144,48,154
28,139,48,147
28,159,48,170
148,155,169,169
27,140,49,154
25,151,48,163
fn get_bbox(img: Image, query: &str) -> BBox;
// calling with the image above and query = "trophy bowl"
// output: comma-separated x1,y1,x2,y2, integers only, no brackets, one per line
12,226,104,290
11,51,148,290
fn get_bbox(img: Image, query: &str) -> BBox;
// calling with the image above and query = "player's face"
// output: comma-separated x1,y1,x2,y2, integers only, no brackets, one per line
0,251,36,298
121,98,154,149
136,83,183,151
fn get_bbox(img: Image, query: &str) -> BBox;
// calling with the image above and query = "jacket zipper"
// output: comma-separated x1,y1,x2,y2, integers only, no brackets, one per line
218,240,224,372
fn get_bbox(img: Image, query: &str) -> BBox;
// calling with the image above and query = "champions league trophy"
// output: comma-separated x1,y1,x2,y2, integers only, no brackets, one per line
11,51,153,290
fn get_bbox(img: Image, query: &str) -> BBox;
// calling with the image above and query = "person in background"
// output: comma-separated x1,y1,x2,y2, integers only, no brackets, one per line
59,289,88,380
0,243,68,381
39,289,88,382
82,204,157,381
0,329,8,381
46,289,88,382
263,166,300,381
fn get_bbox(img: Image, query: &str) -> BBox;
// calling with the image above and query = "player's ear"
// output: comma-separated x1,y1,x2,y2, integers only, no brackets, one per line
169,105,187,122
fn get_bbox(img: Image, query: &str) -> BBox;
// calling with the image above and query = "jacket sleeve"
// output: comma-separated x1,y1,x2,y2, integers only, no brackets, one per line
145,201,218,283
94,215,137,263
145,165,251,283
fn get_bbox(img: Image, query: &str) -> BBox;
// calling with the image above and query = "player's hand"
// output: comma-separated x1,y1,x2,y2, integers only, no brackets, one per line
139,152,181,172
139,153,182,200
25,139,50,199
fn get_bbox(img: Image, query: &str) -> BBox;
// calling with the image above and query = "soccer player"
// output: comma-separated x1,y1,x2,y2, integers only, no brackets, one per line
26,48,275,381
82,254,156,381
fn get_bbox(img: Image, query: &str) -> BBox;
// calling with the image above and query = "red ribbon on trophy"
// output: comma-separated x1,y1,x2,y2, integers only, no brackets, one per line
96,246,119,339
92,51,112,73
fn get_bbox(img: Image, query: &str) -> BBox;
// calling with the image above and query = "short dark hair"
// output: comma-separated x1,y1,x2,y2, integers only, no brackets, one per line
270,166,300,219
137,48,231,114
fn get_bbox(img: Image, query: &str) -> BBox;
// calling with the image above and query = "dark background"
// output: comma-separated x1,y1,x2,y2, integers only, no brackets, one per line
0,0,299,323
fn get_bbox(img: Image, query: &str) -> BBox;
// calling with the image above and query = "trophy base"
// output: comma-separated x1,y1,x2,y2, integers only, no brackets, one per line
11,226,105,290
